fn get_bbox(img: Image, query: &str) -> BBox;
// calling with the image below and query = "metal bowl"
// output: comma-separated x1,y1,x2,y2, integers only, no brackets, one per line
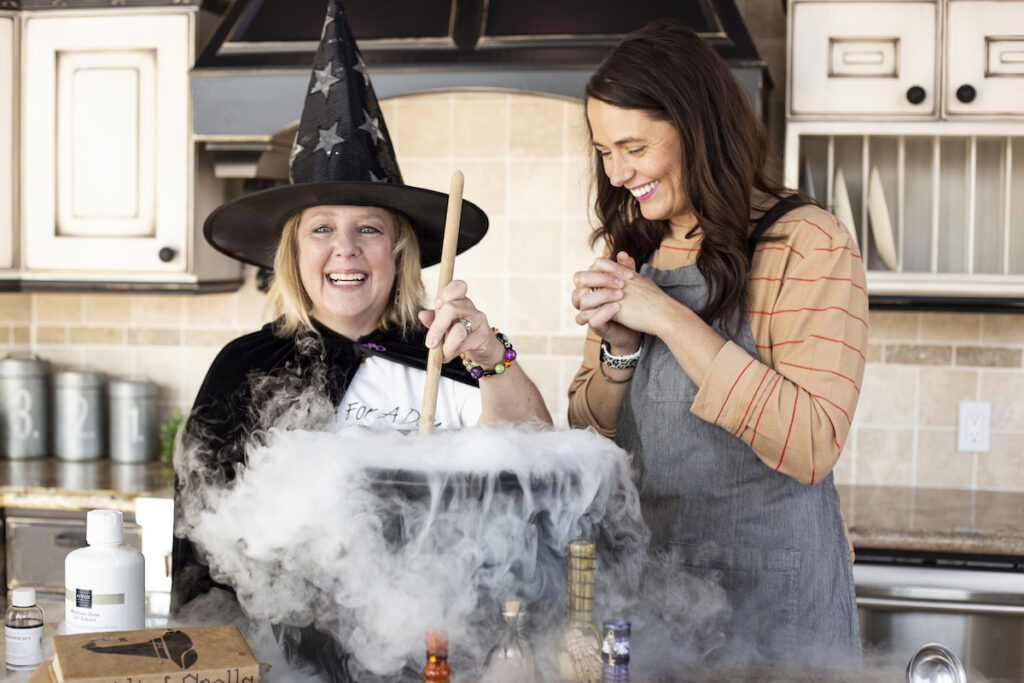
906,643,967,683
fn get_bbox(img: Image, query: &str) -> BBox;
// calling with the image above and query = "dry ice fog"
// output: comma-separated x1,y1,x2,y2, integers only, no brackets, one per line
172,371,853,680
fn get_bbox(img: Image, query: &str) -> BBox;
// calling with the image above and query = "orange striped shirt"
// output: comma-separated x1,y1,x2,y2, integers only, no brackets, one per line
567,203,868,486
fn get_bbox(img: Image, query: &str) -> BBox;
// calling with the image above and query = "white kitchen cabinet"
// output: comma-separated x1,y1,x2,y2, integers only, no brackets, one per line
946,1,1024,117
0,13,14,282
790,2,939,117
786,0,1024,302
17,8,241,291
790,0,1024,120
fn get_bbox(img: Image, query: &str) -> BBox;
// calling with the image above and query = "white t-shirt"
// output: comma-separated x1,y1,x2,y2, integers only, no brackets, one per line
337,355,482,431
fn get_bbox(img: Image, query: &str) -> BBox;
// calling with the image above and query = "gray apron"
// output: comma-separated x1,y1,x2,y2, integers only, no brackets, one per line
616,224,861,669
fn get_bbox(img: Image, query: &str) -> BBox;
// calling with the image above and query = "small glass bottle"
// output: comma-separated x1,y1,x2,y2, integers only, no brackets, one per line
483,600,535,682
559,539,602,682
5,587,44,671
423,628,451,682
600,618,630,682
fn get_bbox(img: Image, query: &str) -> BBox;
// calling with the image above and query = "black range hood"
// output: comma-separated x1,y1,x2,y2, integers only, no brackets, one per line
193,0,769,174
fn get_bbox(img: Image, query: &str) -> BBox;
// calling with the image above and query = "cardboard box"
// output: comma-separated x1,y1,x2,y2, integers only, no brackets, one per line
51,625,260,683
25,661,56,683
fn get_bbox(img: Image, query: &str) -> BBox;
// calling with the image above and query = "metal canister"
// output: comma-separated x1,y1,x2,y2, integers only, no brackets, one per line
54,370,106,461
0,357,51,460
108,379,158,463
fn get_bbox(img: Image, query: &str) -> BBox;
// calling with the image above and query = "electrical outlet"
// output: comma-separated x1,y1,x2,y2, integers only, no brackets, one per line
958,401,991,453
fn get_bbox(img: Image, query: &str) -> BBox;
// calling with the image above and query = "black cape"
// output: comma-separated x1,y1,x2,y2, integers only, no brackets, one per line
170,319,476,681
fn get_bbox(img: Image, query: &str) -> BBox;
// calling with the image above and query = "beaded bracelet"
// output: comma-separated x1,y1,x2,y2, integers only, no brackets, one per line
461,329,517,379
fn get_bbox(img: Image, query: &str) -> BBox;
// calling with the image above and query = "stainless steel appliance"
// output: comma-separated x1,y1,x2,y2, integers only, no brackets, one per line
4,508,142,595
855,550,1024,682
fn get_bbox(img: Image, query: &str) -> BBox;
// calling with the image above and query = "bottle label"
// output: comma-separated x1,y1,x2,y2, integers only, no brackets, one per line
65,588,140,632
5,624,43,669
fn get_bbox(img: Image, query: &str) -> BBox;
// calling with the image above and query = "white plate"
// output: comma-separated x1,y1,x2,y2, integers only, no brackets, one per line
832,167,858,249
868,167,898,270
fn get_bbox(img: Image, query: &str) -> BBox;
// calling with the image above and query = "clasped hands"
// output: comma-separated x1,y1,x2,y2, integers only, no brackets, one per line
571,251,669,354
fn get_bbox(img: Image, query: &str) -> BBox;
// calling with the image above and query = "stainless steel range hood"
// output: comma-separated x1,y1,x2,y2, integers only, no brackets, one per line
192,0,770,178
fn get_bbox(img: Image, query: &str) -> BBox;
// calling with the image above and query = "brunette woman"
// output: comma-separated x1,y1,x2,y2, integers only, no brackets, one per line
568,19,866,669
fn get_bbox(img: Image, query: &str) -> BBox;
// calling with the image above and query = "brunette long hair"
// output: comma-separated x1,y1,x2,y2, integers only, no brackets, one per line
585,19,793,333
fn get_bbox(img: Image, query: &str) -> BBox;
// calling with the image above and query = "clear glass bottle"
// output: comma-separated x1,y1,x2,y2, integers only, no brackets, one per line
423,628,451,682
483,600,535,682
559,539,602,682
5,587,44,670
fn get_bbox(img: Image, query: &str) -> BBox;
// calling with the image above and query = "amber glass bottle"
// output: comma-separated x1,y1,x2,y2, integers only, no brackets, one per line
424,628,451,682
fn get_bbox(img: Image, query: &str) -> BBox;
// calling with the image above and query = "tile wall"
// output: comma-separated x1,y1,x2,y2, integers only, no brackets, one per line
0,91,602,437
3,3,1024,492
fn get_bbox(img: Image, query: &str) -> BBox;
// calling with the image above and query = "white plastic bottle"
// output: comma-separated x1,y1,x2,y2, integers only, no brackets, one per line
65,509,145,634
5,587,44,670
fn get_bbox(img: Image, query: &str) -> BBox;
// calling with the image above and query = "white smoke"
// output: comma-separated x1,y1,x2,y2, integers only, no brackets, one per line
175,422,653,678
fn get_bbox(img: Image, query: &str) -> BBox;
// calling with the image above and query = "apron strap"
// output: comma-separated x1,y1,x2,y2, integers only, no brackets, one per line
746,194,808,263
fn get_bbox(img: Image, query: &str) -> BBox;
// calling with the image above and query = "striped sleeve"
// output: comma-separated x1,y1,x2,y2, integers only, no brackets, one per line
567,329,616,436
691,206,868,484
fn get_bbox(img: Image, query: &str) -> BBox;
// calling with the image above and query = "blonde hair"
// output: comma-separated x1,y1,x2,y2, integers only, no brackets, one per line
265,207,426,338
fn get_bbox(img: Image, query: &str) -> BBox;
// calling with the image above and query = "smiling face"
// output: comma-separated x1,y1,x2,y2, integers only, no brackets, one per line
296,204,397,339
586,98,694,231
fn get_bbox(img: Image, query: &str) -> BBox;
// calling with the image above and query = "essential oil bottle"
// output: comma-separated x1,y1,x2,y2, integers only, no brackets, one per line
5,587,44,670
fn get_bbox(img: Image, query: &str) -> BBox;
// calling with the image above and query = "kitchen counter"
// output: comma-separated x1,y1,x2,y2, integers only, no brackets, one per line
0,458,173,513
0,467,1019,557
839,484,1024,557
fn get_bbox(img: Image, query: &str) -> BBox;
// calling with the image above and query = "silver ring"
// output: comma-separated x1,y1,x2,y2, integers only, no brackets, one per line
457,318,473,335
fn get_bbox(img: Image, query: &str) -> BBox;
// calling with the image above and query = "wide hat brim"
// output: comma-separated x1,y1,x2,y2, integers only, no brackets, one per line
203,181,489,269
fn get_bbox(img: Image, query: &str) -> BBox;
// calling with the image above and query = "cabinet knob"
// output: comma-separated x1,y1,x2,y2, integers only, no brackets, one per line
905,86,926,105
956,84,977,104
158,247,177,263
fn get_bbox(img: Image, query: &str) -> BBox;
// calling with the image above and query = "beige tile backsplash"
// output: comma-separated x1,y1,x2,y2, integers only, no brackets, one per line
3,88,1024,494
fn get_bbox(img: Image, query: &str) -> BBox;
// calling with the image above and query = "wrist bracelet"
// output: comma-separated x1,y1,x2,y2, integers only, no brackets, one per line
461,329,517,379
599,362,633,384
600,338,643,369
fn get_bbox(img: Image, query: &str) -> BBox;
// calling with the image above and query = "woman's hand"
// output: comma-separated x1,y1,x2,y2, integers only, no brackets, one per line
420,280,553,427
571,252,643,352
419,280,505,366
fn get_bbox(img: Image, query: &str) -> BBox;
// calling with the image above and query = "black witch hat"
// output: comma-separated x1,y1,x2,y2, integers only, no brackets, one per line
202,1,488,269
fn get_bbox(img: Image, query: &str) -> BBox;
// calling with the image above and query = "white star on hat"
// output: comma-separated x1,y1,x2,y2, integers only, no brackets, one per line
353,53,369,87
315,122,345,155
359,109,384,143
310,63,340,100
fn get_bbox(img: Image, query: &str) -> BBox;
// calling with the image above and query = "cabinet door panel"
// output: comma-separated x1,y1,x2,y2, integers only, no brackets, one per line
791,1,938,116
0,15,13,272
947,1,1024,116
22,13,189,274
58,51,156,238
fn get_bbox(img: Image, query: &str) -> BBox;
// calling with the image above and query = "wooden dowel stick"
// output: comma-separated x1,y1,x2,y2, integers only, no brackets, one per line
419,170,464,434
